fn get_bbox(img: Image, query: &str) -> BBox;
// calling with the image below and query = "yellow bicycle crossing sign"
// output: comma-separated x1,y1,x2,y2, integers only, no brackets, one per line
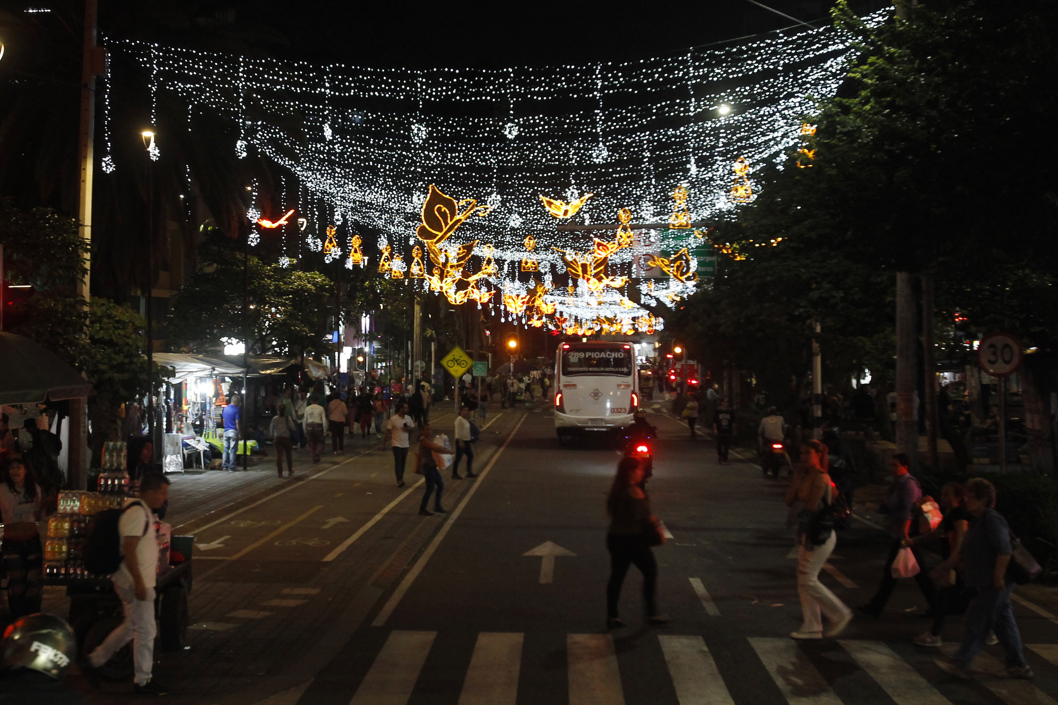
440,346,473,379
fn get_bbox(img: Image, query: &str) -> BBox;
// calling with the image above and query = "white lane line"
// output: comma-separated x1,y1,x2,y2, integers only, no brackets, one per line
322,480,425,562
349,630,436,705
689,578,720,617
748,637,844,705
1012,593,1058,629
822,563,858,589
457,632,523,705
659,521,674,540
372,414,527,627
189,621,239,631
196,505,325,576
228,610,273,619
568,634,626,705
659,635,735,705
281,587,321,595
1028,643,1058,667
480,411,505,431
840,640,950,705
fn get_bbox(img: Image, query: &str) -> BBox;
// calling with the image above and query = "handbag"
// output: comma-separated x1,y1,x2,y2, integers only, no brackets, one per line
642,517,665,547
892,546,921,578
1007,530,1042,585
807,497,836,546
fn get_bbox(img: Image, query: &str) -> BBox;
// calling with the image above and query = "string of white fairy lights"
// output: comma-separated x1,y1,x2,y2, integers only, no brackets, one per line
102,9,889,333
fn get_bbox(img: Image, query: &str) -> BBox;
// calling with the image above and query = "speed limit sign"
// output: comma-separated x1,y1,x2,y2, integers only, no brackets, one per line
977,333,1023,377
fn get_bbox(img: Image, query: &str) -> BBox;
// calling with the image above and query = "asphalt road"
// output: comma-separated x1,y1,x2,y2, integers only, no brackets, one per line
76,403,1058,704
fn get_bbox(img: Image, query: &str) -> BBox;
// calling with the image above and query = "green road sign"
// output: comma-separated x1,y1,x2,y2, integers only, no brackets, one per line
473,361,488,377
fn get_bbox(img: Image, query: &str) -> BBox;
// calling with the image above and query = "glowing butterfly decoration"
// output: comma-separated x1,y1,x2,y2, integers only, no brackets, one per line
322,225,339,255
521,235,539,272
528,282,556,316
730,157,753,203
257,209,295,229
348,234,364,266
615,208,634,248
645,248,698,283
416,185,495,305
410,246,426,278
539,192,593,219
796,148,816,168
800,123,818,137
378,245,392,273
553,239,628,294
503,291,531,316
669,186,692,229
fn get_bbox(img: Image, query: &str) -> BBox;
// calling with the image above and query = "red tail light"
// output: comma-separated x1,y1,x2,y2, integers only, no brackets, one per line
636,444,650,454
689,379,699,385
771,443,784,450
631,392,639,409
555,392,565,413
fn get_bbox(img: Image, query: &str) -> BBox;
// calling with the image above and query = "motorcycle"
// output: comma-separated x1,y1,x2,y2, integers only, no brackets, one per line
623,424,656,481
761,440,789,478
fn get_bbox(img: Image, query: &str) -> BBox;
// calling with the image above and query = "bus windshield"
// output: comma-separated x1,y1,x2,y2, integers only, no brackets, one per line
561,347,633,377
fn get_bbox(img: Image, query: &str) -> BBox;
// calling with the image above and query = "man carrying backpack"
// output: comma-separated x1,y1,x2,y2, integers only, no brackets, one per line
83,473,171,696
857,453,938,619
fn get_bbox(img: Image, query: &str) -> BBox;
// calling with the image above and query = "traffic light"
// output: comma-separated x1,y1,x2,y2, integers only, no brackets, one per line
507,336,518,350
355,349,366,370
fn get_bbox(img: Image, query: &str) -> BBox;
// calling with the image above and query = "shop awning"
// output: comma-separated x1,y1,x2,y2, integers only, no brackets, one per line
0,332,95,405
154,353,245,383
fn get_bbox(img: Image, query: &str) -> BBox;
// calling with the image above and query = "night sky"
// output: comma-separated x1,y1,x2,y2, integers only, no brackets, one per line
237,0,888,68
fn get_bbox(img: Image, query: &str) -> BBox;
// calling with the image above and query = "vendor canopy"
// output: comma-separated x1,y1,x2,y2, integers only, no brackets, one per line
153,353,245,383
0,332,95,405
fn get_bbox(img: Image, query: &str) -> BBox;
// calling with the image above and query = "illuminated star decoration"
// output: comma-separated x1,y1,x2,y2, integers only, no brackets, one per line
257,209,295,229
539,192,593,219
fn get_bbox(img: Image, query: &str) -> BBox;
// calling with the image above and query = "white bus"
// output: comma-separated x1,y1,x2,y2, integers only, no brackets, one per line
554,341,640,440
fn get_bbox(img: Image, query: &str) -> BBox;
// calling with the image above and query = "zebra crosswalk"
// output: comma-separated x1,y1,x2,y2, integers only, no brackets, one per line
334,630,1057,705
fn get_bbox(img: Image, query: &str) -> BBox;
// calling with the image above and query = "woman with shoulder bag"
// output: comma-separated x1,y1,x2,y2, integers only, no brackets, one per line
269,405,296,477
605,457,671,629
784,439,853,640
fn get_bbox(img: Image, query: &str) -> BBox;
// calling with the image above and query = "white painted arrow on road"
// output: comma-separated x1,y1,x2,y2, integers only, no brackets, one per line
197,536,230,551
321,517,349,530
523,541,576,584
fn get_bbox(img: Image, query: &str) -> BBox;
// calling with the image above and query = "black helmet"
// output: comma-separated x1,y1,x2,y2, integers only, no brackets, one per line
1,613,76,679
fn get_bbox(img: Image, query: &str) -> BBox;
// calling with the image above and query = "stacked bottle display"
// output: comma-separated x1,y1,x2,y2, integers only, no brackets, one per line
44,486,128,582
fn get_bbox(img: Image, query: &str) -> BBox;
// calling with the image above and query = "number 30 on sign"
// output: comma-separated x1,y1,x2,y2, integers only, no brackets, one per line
977,333,1023,377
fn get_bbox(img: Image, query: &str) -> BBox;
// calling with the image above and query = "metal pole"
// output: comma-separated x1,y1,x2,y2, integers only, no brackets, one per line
896,272,918,468
146,154,154,447
812,321,823,440
242,223,249,471
922,274,939,471
999,376,1007,473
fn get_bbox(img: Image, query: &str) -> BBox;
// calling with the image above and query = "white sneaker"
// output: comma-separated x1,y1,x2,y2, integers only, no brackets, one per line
986,632,999,646
790,631,823,640
914,632,942,647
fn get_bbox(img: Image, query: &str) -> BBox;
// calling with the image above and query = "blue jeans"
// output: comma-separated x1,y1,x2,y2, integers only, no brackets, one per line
374,412,385,435
420,466,445,512
954,583,1028,669
453,441,474,476
223,429,238,469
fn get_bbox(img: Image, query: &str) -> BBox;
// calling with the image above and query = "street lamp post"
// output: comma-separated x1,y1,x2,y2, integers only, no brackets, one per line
141,131,156,446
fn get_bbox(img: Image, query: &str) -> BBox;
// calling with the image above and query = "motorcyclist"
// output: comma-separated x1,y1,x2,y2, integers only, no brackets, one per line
758,406,790,477
626,411,656,483
0,613,84,704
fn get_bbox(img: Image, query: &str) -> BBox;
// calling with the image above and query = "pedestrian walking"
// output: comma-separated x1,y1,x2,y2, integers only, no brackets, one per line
857,453,938,618
303,395,327,464
293,389,307,448
357,393,373,438
713,398,735,464
935,478,1034,679
0,458,45,618
221,394,241,471
385,402,416,487
416,422,450,516
605,456,670,629
785,440,853,639
84,473,170,695
914,482,974,646
270,405,296,477
682,394,699,440
452,406,476,479
327,393,348,453
373,393,386,435
477,385,490,423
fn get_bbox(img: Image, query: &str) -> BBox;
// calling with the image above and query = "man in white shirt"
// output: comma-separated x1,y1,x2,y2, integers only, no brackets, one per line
452,406,476,480
86,473,170,695
386,402,416,487
758,406,787,448
303,396,327,464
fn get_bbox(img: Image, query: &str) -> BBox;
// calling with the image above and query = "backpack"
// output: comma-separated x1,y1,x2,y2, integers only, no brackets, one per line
84,501,150,575
469,421,480,443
